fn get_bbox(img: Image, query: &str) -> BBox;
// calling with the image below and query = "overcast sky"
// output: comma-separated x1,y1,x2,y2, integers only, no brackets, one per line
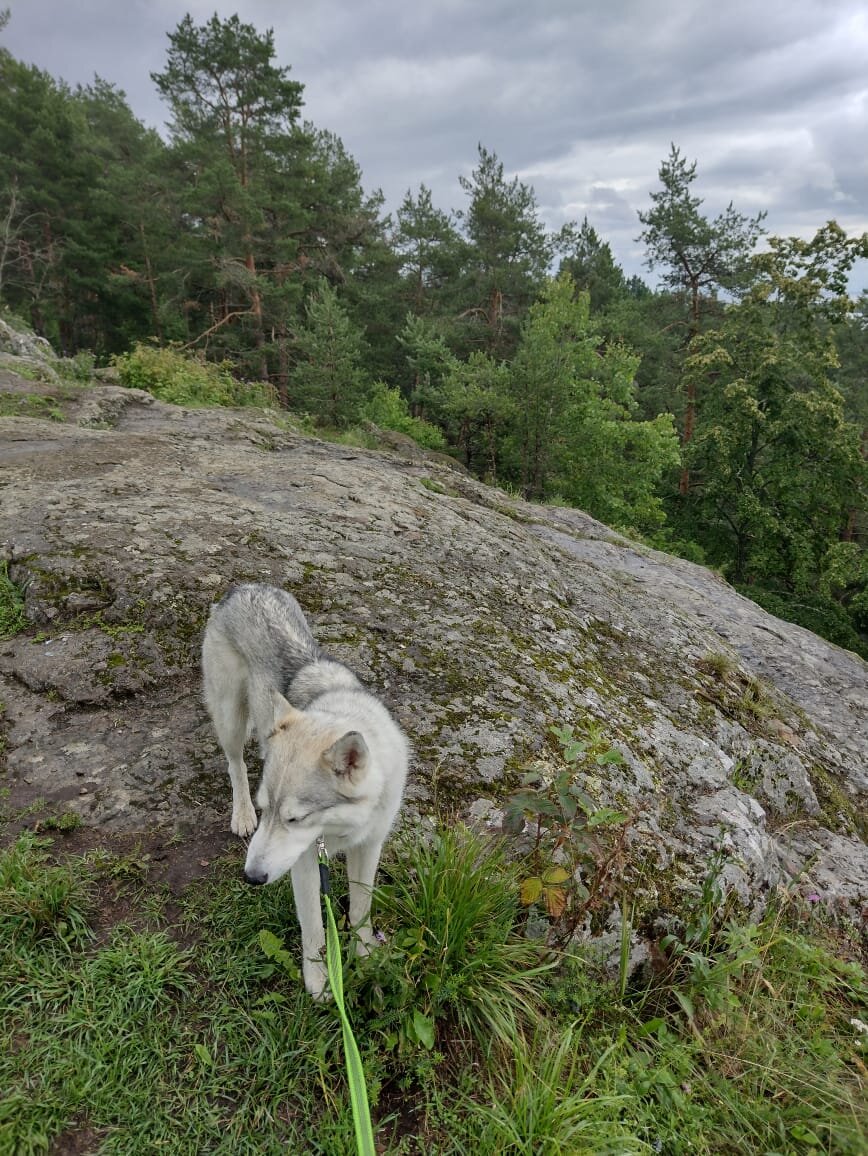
4,0,867,290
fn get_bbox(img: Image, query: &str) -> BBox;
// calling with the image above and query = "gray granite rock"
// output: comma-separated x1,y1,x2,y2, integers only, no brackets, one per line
1,371,866,926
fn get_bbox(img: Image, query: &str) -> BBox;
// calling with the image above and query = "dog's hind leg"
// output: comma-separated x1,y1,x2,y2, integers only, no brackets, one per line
346,840,383,956
202,634,258,838
291,845,328,999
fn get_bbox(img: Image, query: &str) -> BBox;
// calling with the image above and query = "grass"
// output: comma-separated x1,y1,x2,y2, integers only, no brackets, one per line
0,563,27,639
0,391,65,421
0,825,865,1155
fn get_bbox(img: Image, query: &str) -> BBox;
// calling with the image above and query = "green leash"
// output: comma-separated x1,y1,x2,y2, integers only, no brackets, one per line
316,837,376,1156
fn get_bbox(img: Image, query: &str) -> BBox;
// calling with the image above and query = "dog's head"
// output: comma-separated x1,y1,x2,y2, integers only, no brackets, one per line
243,690,370,885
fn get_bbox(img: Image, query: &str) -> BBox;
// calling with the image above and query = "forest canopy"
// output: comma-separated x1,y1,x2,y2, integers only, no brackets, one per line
1,12,866,655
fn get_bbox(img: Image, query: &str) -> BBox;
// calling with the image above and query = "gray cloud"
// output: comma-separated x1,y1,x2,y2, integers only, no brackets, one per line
3,0,866,288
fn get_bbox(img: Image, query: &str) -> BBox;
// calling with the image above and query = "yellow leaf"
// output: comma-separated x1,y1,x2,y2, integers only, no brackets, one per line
544,886,568,918
520,876,544,905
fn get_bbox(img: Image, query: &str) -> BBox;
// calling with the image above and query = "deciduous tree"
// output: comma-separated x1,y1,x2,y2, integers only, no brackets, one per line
683,224,867,600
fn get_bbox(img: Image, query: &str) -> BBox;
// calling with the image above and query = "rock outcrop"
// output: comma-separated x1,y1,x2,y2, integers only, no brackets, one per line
1,365,866,927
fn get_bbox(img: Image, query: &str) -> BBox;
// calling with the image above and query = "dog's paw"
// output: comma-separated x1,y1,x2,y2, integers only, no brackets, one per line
230,803,258,838
304,960,330,1001
354,926,378,958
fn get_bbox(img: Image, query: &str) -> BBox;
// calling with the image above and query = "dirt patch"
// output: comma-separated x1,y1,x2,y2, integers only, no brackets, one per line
50,1124,106,1156
2,815,245,947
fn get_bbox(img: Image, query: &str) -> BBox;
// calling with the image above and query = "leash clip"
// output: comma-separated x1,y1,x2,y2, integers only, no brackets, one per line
316,835,331,896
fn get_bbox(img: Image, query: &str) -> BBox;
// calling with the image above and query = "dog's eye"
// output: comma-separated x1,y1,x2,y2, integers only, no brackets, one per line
281,811,310,826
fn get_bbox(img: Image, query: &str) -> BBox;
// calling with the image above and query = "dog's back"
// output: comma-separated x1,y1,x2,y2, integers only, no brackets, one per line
205,584,322,694
203,583,362,745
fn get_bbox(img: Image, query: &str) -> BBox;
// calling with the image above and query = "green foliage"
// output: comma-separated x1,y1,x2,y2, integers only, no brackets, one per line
398,311,458,419
505,722,630,940
393,184,465,316
0,831,92,949
113,342,273,408
820,541,868,633
347,825,551,1053
0,561,26,639
290,280,371,426
362,380,446,450
56,349,96,382
738,584,868,659
441,349,513,476
40,810,82,833
680,224,867,604
151,13,303,145
0,56,167,353
455,145,561,358
642,527,708,564
461,1025,647,1154
149,13,387,384
638,144,766,308
625,895,868,1153
1,823,866,1153
509,273,680,529
834,291,868,436
560,216,628,314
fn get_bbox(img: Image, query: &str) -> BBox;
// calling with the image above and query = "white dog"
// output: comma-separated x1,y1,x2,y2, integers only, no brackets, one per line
202,584,408,998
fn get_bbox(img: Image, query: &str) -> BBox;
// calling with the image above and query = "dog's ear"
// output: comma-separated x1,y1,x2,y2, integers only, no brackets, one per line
269,689,303,736
321,731,369,782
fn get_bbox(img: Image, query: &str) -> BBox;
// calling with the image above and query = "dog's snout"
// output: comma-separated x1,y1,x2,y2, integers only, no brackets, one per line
244,868,268,886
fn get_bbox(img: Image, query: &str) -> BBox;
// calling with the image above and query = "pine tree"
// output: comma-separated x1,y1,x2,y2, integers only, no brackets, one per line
559,217,626,314
456,146,555,359
392,184,465,316
152,13,304,378
290,280,370,426
638,145,765,491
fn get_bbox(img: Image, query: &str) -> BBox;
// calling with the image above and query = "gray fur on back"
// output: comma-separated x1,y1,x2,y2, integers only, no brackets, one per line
208,584,358,702
288,660,361,708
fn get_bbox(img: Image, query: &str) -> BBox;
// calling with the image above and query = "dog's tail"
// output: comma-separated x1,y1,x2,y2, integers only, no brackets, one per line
288,658,362,707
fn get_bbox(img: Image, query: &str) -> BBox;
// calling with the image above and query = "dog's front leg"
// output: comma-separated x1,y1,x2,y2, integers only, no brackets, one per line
227,756,257,838
346,840,383,956
291,845,328,999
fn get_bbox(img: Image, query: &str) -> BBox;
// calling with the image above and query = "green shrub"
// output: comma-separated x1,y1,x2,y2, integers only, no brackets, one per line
57,350,96,382
363,380,447,451
112,343,274,408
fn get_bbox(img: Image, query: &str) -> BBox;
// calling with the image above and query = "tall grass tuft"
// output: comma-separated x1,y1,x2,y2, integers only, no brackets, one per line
0,831,93,950
461,1025,650,1154
351,825,552,1052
